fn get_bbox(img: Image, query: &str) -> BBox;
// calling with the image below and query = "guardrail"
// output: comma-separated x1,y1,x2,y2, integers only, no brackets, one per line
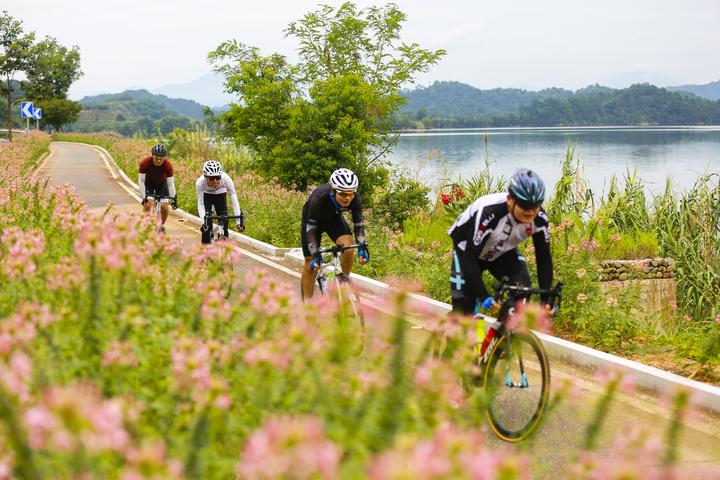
75,141,720,414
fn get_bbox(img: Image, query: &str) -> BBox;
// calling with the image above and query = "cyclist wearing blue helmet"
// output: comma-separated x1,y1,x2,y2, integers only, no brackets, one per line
448,168,553,314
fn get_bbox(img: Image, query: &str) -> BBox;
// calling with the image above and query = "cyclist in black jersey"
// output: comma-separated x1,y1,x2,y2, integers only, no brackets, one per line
301,168,369,299
448,168,553,315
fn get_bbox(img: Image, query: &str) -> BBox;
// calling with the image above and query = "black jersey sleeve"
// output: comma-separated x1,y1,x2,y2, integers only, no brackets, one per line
350,193,366,244
304,191,324,257
459,210,491,301
532,212,553,302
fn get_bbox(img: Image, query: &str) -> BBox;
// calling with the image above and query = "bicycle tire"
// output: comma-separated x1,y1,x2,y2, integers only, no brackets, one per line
482,330,550,442
329,279,366,356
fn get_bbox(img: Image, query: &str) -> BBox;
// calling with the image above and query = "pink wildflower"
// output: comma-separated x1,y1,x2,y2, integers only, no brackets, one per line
236,415,340,480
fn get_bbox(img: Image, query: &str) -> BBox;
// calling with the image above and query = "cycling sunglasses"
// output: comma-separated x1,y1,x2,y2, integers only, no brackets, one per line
335,190,355,199
206,175,221,181
515,199,542,211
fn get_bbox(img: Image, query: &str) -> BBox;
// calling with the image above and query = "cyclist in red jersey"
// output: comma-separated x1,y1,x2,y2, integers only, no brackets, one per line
138,143,177,233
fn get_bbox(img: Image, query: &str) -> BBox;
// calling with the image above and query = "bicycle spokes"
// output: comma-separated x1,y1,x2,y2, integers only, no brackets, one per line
484,332,550,442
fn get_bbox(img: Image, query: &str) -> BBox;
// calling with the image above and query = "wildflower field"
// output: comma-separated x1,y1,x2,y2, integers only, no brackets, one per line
53,132,720,384
0,132,715,478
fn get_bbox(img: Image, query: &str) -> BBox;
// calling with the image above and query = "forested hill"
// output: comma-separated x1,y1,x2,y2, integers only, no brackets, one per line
72,89,206,136
79,89,206,119
399,81,615,117
668,80,720,101
395,83,720,128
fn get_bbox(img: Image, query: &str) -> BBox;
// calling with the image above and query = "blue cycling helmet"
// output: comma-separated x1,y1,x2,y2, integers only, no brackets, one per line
508,168,545,208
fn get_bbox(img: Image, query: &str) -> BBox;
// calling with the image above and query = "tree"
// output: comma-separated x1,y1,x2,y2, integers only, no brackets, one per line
209,2,445,192
38,97,81,132
0,11,34,141
22,36,82,101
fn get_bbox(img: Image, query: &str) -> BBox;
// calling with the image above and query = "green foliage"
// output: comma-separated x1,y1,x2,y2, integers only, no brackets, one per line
209,2,445,193
0,10,35,138
38,98,82,132
370,172,430,227
21,36,82,101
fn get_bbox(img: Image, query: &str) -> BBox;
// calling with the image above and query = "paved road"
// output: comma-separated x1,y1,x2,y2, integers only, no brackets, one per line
38,141,720,476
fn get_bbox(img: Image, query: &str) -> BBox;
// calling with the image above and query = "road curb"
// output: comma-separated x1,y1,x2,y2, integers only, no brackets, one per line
68,140,720,414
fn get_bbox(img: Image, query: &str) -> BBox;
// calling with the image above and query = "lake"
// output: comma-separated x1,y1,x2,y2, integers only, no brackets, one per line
388,126,720,196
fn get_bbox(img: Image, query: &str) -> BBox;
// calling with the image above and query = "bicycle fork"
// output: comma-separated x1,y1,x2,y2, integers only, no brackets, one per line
503,338,529,389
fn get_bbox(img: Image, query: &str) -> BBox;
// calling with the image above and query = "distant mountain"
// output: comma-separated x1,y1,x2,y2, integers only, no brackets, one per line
79,89,206,120
399,81,608,117
667,80,720,101
150,73,235,109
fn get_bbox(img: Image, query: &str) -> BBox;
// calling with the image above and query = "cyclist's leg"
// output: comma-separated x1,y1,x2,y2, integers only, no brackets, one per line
216,193,230,237
159,181,170,225
327,216,353,276
300,208,321,299
488,249,531,293
201,193,215,244
450,246,477,315
144,182,159,214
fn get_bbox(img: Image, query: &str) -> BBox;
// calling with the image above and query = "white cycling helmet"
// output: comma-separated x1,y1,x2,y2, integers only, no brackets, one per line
329,168,359,192
203,160,223,176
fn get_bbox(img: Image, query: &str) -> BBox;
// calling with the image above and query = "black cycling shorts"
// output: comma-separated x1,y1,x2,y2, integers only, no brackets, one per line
145,181,169,197
450,247,531,314
201,193,229,243
300,208,352,257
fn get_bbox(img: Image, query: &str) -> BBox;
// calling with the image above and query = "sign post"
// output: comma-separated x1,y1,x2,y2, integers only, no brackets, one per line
20,101,34,134
33,108,42,130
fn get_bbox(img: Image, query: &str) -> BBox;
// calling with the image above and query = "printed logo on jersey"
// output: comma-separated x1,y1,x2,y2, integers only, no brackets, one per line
473,213,495,246
525,226,533,235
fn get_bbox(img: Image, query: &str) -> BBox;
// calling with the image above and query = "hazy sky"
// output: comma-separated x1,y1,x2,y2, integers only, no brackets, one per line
6,0,720,100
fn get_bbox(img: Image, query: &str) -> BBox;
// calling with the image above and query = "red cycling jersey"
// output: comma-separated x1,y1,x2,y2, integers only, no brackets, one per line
139,156,174,184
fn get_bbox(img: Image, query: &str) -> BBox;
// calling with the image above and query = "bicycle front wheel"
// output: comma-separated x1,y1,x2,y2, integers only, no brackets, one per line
483,331,550,442
334,282,365,356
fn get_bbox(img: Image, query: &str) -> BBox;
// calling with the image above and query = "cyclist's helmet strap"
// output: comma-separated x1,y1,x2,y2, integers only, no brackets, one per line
203,160,223,176
508,168,545,207
151,143,168,157
329,168,359,192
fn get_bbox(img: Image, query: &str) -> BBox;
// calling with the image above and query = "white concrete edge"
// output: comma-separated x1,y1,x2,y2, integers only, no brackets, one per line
64,140,720,413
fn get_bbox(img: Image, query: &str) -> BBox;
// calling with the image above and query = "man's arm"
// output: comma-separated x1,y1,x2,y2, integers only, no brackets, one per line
349,194,366,244
460,211,491,301
532,231,553,298
165,162,176,198
224,174,241,217
166,177,176,198
195,178,206,219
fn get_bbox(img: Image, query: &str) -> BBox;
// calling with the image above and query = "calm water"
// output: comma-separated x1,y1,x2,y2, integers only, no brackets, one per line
388,126,720,196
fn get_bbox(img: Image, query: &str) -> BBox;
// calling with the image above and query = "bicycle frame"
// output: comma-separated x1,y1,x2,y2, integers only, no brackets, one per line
315,243,365,291
203,213,244,242
476,281,563,366
145,194,170,231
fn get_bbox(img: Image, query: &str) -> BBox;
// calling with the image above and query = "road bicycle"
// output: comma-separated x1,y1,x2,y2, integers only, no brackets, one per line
475,279,563,442
201,212,245,244
311,243,366,355
144,193,171,233
201,212,245,278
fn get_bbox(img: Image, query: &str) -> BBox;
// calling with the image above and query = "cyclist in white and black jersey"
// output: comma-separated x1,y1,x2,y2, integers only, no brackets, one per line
448,168,553,315
195,160,244,243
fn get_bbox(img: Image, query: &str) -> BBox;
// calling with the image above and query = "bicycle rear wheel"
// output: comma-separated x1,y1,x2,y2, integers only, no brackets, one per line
483,331,550,442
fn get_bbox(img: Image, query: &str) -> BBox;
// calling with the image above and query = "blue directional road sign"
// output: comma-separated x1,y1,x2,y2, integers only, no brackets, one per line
21,101,34,118
33,108,42,120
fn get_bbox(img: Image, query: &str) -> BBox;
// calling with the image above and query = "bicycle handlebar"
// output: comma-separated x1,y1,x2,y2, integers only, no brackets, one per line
492,278,564,307
204,214,244,221
318,242,367,255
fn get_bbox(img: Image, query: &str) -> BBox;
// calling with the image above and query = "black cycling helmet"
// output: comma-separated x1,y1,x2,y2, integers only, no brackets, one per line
508,168,545,208
151,143,168,157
